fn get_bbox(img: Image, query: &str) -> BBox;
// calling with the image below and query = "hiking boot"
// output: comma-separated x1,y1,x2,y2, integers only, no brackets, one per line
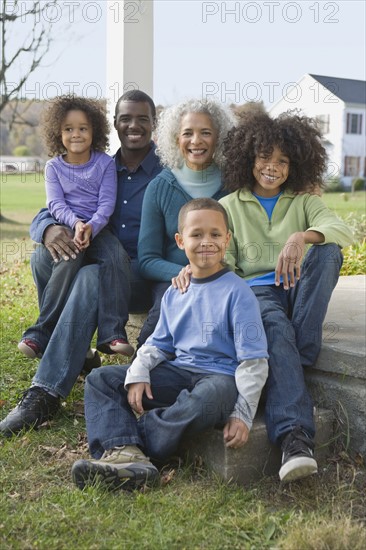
18,338,43,359
279,425,318,483
71,445,159,491
0,386,60,437
98,339,134,357
82,348,102,375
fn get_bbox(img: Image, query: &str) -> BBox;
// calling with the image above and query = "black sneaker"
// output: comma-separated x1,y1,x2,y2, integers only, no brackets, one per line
279,426,318,482
81,349,102,375
72,445,159,491
0,386,60,437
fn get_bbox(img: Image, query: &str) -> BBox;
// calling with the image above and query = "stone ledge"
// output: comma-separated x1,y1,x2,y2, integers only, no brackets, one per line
180,408,335,486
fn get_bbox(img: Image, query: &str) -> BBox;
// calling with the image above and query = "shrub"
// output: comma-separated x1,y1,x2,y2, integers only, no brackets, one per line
12,145,31,157
324,176,344,193
352,177,365,192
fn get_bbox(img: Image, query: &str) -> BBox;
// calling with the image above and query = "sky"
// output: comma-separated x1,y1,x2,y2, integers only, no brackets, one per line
4,0,366,111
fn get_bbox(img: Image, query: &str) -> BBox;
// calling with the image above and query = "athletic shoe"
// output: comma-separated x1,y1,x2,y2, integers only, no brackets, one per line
0,386,60,437
98,339,134,357
279,425,318,482
18,338,42,359
71,445,159,491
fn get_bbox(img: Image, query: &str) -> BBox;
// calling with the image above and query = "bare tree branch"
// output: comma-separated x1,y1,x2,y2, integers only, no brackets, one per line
0,0,58,126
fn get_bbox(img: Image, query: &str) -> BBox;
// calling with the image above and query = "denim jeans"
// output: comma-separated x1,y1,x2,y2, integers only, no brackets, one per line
251,244,343,445
84,362,238,461
137,281,170,348
31,260,152,398
26,228,131,350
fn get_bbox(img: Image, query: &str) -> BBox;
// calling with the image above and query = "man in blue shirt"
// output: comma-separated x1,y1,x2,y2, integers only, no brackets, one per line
0,91,162,437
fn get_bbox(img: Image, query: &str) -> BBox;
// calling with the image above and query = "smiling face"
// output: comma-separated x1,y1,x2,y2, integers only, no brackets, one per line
61,110,93,164
114,100,154,158
175,209,230,278
252,145,290,197
177,112,218,171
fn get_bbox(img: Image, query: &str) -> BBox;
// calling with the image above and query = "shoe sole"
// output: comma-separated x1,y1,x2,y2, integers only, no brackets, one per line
279,457,318,482
97,343,134,357
71,460,159,491
17,342,42,359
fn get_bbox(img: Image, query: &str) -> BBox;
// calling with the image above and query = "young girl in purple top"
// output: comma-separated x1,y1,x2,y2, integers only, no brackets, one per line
18,95,134,360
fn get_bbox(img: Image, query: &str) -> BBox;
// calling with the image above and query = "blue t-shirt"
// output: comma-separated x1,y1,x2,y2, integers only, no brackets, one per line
248,192,282,287
146,268,268,375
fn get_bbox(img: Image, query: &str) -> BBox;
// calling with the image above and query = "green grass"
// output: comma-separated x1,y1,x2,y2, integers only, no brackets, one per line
0,177,365,548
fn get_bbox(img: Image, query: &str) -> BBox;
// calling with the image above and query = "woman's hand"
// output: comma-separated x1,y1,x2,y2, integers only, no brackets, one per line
171,265,192,293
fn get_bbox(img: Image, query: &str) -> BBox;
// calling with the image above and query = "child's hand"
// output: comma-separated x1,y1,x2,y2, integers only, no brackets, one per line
223,417,249,449
172,264,192,293
74,222,91,250
127,382,153,415
275,232,306,289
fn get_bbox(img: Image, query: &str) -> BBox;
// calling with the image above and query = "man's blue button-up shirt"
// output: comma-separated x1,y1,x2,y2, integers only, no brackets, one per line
109,143,162,259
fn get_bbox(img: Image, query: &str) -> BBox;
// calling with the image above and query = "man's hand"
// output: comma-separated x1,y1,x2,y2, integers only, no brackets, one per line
171,264,192,293
43,224,80,263
223,417,249,448
74,222,91,250
275,232,306,289
127,382,153,415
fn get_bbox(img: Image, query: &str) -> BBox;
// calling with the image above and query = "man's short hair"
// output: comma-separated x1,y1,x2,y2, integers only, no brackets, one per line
178,198,229,233
115,90,156,120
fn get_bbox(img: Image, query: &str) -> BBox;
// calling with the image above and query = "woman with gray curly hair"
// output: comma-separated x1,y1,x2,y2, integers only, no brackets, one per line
136,98,235,347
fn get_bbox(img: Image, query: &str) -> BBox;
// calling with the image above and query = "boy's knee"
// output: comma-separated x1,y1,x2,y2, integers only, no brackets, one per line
86,365,127,391
307,243,342,268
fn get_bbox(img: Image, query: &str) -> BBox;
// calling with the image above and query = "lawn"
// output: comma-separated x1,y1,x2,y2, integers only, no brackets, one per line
0,175,365,549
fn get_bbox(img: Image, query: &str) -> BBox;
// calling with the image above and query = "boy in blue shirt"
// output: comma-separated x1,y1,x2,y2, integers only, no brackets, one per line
71,198,269,491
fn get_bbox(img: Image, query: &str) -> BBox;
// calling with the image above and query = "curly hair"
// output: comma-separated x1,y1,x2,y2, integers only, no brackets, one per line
223,110,327,193
41,95,110,156
155,98,236,169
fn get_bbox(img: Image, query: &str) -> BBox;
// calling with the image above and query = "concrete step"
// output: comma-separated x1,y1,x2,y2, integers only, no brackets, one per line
180,408,335,486
306,275,366,456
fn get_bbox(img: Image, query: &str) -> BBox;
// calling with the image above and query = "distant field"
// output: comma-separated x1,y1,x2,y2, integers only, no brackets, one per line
1,173,46,220
1,173,46,240
0,173,365,241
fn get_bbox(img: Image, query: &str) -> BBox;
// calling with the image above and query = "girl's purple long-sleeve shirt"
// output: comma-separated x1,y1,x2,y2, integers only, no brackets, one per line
45,150,117,238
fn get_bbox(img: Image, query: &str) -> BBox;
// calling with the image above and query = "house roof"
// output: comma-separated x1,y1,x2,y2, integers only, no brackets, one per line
309,74,366,104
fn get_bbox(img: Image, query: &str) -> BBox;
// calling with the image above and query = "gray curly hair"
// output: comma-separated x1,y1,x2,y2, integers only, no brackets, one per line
155,98,236,168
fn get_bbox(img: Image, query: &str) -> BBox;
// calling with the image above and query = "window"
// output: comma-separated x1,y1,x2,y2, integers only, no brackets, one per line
316,115,330,134
344,156,360,177
346,113,362,134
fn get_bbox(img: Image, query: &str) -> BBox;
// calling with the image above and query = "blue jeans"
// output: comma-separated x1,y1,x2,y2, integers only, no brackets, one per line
26,228,131,350
31,260,152,398
137,281,170,347
84,362,238,461
252,244,343,445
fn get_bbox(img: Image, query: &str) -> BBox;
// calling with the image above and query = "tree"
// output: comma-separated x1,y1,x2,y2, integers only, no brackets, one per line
0,0,58,129
231,101,267,119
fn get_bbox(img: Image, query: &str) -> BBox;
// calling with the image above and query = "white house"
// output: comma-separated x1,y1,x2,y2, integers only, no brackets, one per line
269,74,366,188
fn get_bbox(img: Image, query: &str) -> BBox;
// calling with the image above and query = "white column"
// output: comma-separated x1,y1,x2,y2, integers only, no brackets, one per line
106,0,154,152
